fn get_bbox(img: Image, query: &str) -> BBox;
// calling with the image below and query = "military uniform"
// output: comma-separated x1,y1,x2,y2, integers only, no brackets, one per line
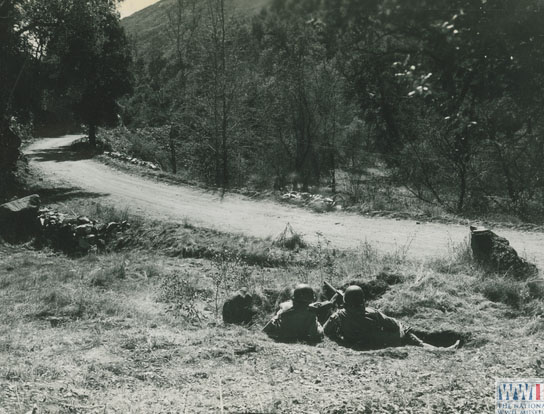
324,306,412,348
263,300,324,343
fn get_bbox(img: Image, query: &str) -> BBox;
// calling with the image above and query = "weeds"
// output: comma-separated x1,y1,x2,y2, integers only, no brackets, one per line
89,260,127,287
87,202,130,224
116,221,299,267
314,232,340,286
211,250,242,317
477,276,529,310
526,318,544,334
159,270,208,322
428,239,473,274
273,223,306,250
2,224,544,413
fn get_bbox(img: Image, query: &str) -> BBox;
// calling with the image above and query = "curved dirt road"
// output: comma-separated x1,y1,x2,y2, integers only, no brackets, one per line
26,135,544,269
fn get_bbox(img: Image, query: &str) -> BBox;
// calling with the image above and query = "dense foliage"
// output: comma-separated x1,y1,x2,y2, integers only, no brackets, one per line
0,0,131,186
122,0,544,219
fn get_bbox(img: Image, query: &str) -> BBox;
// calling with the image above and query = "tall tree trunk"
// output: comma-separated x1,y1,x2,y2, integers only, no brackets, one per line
88,123,96,148
221,121,228,188
456,164,466,212
331,151,336,194
169,124,178,174
220,0,228,189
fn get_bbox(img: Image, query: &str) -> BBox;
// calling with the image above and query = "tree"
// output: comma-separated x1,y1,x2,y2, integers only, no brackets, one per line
193,0,244,188
0,0,41,174
166,0,202,173
324,0,544,213
250,9,356,192
44,0,132,147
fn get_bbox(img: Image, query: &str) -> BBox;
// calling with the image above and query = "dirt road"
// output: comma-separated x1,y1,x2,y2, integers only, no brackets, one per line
26,135,544,269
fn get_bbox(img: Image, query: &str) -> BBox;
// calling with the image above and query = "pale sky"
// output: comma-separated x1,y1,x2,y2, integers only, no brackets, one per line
118,0,161,19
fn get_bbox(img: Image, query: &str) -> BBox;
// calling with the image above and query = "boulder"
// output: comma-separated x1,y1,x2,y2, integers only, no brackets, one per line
75,224,94,236
106,222,119,233
222,288,257,325
470,226,538,279
0,194,41,241
0,194,40,218
77,216,91,225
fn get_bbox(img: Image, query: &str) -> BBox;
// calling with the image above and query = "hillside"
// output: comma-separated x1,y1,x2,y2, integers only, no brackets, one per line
122,0,272,59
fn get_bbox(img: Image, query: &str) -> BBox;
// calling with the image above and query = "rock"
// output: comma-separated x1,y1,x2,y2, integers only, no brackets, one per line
222,288,257,325
77,216,91,225
75,224,94,236
106,222,119,233
0,194,41,241
0,194,40,218
470,227,538,279
36,207,129,253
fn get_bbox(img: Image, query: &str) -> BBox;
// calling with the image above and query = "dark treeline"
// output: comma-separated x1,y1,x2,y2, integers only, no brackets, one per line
0,0,131,194
122,0,544,218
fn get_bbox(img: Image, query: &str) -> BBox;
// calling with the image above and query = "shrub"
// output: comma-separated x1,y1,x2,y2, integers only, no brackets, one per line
527,280,544,300
159,271,210,322
478,277,529,310
273,223,306,250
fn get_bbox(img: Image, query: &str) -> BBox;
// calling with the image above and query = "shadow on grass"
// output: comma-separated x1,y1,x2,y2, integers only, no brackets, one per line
328,328,471,352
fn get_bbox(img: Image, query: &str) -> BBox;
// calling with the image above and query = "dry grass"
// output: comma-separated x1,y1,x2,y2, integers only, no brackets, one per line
1,222,544,413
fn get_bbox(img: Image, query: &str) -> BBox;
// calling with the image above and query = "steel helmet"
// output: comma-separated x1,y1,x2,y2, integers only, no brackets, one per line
293,283,315,304
344,285,365,308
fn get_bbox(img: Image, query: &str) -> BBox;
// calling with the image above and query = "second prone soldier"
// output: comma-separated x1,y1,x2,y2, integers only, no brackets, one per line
263,283,324,343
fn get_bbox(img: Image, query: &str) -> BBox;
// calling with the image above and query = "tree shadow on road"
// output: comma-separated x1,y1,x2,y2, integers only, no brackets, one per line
30,187,107,204
27,145,97,163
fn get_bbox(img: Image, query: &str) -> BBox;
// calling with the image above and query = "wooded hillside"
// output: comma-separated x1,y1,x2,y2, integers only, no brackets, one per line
118,0,544,221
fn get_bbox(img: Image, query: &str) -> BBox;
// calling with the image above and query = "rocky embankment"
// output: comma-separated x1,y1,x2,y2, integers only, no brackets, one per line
0,195,129,253
103,151,160,171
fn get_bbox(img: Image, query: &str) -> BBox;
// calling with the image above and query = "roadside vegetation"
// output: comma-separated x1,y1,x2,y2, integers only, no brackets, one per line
4,0,544,225
116,0,544,224
1,201,543,413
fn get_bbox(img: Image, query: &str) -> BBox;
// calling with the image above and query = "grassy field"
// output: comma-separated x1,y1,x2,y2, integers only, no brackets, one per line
1,200,543,413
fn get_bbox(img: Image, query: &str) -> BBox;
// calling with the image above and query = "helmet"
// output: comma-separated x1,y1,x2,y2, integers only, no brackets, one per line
344,285,365,308
293,283,315,304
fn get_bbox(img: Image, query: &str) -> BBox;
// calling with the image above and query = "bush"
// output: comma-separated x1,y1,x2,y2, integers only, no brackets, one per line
527,280,544,300
478,277,529,310
273,223,306,250
159,271,211,322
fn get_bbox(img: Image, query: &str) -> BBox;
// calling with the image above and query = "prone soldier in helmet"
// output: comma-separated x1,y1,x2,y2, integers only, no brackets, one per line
263,284,325,343
324,285,457,349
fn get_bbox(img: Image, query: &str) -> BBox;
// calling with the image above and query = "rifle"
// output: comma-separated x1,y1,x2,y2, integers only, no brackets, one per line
322,281,344,305
307,282,345,324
